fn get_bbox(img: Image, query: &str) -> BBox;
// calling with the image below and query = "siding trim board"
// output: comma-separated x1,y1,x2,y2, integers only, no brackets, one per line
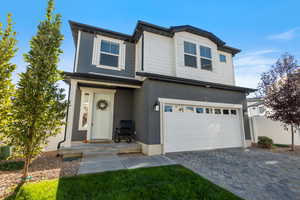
136,72,256,93
64,72,142,87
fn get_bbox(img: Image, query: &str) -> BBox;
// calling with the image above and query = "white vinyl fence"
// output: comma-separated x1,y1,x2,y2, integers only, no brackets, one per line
249,116,300,145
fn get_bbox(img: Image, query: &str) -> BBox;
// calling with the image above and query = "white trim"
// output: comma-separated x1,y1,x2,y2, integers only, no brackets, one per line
65,79,78,147
80,87,116,95
74,30,81,72
239,108,247,148
80,87,116,141
158,98,242,109
159,98,245,154
76,79,141,89
92,35,126,71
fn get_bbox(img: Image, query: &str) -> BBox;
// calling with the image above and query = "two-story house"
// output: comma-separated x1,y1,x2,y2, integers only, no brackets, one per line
61,20,255,155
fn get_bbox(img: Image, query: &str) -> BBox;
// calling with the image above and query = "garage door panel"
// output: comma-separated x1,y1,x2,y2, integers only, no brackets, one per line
163,104,243,153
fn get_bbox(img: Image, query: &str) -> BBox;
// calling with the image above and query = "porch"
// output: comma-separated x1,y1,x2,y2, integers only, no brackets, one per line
63,73,142,148
59,141,141,157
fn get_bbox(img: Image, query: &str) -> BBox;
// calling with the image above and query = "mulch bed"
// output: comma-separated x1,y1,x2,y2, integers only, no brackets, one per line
269,146,300,156
0,151,81,199
252,144,300,156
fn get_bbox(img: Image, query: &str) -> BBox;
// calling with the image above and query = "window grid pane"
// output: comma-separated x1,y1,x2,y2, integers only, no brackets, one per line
100,40,120,55
100,53,119,67
200,46,211,58
184,41,196,55
201,58,212,71
220,54,226,62
184,54,197,68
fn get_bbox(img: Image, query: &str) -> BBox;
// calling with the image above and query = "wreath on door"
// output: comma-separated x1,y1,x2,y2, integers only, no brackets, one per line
97,100,108,110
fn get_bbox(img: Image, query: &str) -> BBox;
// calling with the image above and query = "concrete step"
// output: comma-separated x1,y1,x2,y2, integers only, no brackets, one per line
59,142,141,158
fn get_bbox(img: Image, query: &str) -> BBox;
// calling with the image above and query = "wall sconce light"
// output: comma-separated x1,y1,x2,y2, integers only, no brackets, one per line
153,101,160,111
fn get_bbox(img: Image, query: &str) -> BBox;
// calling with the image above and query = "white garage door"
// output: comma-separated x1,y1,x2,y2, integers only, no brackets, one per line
163,103,244,153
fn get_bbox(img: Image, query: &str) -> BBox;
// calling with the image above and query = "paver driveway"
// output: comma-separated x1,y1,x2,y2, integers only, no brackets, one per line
166,148,300,200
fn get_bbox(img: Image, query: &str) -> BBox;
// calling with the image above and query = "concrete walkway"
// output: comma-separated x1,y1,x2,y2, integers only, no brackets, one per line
78,152,176,175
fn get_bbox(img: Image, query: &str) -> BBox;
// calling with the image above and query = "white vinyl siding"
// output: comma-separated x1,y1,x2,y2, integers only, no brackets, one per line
135,36,142,72
174,32,235,85
142,31,175,76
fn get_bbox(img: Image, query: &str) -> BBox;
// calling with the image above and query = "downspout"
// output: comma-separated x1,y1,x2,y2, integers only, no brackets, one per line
57,82,71,155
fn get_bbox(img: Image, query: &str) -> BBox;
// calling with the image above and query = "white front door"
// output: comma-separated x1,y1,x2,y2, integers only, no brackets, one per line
91,93,114,140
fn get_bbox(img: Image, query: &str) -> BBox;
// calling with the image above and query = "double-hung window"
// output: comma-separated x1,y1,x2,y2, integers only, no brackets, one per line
100,40,120,67
184,41,197,68
93,36,125,70
200,46,212,71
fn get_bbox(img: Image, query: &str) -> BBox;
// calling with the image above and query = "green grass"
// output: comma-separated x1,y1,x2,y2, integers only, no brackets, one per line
273,144,290,148
0,161,24,171
13,165,243,200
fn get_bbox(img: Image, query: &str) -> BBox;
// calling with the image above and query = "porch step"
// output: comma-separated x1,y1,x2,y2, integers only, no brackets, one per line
59,142,141,158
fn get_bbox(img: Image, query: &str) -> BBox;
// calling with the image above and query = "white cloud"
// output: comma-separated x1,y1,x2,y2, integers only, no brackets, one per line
267,27,300,40
234,49,278,89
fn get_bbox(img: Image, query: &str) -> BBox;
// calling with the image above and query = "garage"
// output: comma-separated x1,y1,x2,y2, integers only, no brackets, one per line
160,99,245,153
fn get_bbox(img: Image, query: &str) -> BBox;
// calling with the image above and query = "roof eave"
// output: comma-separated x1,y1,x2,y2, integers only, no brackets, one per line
136,72,256,93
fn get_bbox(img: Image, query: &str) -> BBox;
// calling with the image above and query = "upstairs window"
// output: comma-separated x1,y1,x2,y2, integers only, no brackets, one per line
184,41,197,68
92,36,125,71
200,46,212,71
219,54,226,63
100,40,120,67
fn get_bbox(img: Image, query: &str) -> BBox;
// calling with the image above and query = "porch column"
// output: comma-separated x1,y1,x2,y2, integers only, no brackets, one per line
64,79,78,147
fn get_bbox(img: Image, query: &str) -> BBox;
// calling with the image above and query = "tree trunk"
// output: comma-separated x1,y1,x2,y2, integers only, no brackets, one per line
22,156,31,180
291,125,295,151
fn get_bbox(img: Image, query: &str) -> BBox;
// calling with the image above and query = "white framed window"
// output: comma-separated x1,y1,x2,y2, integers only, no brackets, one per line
200,46,212,71
184,41,197,68
222,109,229,115
230,109,237,115
164,105,173,112
196,107,204,114
185,106,195,112
92,36,125,70
205,107,213,114
214,108,222,114
78,92,90,130
219,54,226,63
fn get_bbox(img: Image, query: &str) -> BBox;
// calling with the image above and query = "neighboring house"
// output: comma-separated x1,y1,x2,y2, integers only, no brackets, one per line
248,98,300,145
61,20,255,155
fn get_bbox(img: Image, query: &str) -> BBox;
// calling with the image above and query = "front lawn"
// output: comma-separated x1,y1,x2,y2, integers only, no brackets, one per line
13,165,243,200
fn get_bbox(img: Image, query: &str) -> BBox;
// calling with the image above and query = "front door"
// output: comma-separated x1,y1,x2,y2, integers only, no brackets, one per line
91,93,113,140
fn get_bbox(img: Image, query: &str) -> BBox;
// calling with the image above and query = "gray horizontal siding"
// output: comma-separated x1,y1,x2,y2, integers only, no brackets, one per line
76,31,135,78
143,79,251,144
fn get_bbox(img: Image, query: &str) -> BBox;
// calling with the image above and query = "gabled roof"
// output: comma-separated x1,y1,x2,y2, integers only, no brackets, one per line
69,20,241,55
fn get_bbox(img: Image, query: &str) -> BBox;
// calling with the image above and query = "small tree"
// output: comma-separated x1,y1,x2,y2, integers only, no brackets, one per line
258,53,300,151
0,14,17,136
2,0,67,179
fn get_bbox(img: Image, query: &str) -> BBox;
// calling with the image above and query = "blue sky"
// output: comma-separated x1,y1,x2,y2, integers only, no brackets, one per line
1,0,300,92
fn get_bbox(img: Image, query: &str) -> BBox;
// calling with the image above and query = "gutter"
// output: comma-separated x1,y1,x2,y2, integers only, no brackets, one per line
136,72,256,94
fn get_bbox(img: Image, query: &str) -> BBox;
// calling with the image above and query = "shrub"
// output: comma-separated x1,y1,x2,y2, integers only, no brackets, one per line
0,160,24,171
258,136,273,149
0,146,11,160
